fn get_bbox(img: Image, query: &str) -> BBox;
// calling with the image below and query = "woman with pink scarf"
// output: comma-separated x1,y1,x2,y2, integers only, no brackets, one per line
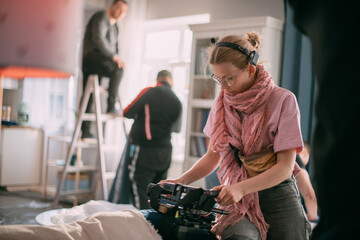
162,33,311,239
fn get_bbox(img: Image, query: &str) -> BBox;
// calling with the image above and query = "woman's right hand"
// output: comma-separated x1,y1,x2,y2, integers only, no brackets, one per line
158,177,184,186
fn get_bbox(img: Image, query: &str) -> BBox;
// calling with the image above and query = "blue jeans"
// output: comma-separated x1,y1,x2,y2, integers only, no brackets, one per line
141,209,163,230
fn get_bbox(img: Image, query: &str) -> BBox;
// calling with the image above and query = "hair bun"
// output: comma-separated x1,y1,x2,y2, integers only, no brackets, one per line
246,32,261,50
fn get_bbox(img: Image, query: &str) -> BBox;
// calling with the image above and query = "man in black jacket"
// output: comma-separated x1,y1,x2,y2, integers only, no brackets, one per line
123,70,182,209
81,0,128,138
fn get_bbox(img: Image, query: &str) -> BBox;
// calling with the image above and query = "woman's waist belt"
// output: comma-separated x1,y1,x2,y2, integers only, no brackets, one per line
229,144,276,177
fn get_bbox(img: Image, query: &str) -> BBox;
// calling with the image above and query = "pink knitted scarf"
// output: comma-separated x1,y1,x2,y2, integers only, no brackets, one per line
210,65,274,240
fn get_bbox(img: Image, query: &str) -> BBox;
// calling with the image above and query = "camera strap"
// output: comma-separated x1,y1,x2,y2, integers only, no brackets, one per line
229,143,243,167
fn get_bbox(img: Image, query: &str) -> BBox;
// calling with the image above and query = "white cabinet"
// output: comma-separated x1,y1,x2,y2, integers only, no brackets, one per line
184,16,284,187
0,127,43,186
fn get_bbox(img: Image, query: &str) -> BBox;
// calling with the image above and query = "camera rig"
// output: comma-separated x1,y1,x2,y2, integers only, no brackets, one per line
147,183,228,240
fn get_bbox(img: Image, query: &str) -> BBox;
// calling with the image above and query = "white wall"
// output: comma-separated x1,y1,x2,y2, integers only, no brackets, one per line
146,0,284,21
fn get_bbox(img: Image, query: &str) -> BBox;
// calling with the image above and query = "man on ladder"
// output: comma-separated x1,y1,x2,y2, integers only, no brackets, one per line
54,1,129,206
81,0,128,139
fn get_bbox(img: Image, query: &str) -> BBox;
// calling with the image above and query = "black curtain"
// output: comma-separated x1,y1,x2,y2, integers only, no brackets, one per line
280,1,317,175
286,0,360,238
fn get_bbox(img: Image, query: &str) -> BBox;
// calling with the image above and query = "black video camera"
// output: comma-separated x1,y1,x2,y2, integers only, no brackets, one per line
147,183,228,240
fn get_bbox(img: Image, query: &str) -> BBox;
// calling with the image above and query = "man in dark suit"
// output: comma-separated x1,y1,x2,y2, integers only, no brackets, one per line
81,0,128,138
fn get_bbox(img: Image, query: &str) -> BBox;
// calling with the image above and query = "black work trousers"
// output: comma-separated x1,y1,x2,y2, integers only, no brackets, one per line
128,144,172,210
81,52,124,135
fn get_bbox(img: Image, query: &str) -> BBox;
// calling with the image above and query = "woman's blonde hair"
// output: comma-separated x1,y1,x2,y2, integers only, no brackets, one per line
209,32,261,70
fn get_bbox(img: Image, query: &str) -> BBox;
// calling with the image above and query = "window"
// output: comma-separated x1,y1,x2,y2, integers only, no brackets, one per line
22,76,76,135
49,80,67,120
145,30,181,59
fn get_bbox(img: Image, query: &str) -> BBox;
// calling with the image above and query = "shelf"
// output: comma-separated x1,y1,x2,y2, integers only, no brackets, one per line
189,134,209,158
48,160,116,179
48,159,67,166
48,162,98,172
47,136,119,151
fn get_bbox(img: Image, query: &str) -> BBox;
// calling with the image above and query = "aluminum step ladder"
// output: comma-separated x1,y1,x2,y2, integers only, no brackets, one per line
53,74,125,206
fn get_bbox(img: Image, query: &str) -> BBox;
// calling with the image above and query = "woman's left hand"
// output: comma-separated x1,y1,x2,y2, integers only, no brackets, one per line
212,183,244,206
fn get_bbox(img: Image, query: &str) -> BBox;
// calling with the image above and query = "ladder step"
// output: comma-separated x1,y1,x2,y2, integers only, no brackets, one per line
45,137,119,151
48,161,98,172
53,75,126,206
83,113,123,121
